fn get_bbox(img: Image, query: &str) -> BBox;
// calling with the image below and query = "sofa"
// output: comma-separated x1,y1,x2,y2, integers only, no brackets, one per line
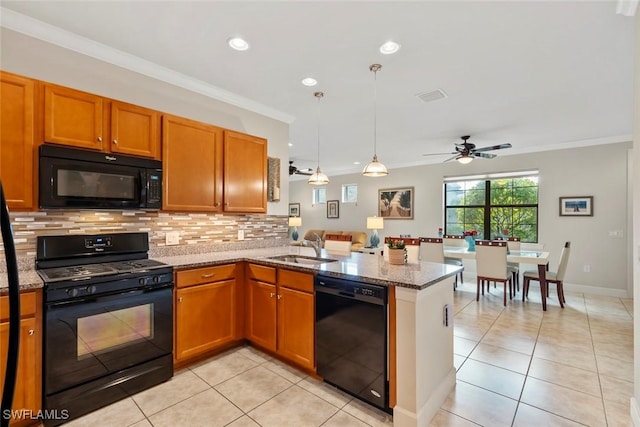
296,229,368,252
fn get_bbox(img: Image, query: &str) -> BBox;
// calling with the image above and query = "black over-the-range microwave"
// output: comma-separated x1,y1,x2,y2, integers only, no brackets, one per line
39,144,162,210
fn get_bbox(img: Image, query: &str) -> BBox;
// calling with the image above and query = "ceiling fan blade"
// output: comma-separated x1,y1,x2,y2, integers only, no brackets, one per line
443,154,460,163
473,152,497,159
471,143,512,153
422,152,456,157
295,170,313,176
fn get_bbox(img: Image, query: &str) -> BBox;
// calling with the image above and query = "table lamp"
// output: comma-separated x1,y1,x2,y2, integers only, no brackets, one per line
288,217,302,241
366,216,384,248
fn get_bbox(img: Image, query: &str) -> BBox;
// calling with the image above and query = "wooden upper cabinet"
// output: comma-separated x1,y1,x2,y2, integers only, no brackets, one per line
44,84,104,150
223,130,267,213
0,71,35,210
110,101,160,159
162,114,223,212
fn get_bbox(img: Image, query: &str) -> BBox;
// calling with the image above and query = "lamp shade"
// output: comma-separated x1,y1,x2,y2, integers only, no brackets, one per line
366,216,384,230
457,155,473,164
288,217,302,227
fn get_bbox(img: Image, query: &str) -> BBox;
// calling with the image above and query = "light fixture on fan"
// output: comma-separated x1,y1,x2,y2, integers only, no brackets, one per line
308,91,330,186
362,64,389,177
457,155,473,164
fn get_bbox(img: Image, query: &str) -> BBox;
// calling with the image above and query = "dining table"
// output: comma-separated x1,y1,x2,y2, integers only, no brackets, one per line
443,246,552,310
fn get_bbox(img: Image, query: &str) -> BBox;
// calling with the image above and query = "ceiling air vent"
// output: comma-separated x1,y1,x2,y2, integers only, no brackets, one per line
415,89,448,103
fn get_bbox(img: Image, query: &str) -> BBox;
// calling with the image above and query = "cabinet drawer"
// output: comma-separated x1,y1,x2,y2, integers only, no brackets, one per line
278,269,314,293
247,264,276,284
176,264,236,288
0,291,37,321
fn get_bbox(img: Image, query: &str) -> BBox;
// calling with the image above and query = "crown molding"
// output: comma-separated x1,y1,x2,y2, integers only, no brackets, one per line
0,7,295,124
616,0,639,16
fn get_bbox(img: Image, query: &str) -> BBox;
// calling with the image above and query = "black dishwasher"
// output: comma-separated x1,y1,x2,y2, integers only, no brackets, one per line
315,274,390,413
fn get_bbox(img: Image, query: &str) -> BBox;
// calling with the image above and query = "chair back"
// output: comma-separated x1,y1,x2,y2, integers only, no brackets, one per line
520,242,545,251
443,235,466,247
324,234,352,254
384,237,420,263
506,236,521,252
419,237,445,263
555,241,571,281
475,240,508,280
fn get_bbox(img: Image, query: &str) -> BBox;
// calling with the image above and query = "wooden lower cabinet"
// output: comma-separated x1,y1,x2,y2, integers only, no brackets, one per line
0,291,41,426
174,265,240,364
246,264,315,370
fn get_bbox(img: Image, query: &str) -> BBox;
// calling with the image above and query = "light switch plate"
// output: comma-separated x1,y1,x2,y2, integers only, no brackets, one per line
165,231,180,245
238,230,245,240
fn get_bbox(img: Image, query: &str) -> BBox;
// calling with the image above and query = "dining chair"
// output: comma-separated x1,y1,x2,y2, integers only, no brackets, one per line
443,235,465,283
522,241,571,308
475,240,512,306
420,237,459,289
324,234,352,255
506,237,521,292
384,237,420,264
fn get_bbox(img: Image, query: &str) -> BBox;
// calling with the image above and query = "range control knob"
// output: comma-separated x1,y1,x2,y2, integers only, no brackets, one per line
139,278,146,286
66,288,79,298
87,285,97,294
153,275,160,283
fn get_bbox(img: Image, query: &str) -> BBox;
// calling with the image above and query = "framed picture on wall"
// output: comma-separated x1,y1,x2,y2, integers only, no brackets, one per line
288,203,300,217
379,187,414,219
559,196,593,216
327,200,339,218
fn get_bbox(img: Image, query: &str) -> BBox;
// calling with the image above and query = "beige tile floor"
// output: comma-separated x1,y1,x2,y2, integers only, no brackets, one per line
64,279,633,427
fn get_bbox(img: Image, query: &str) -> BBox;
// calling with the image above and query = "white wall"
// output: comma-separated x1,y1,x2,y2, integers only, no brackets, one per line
291,142,632,294
632,8,640,427
0,28,291,216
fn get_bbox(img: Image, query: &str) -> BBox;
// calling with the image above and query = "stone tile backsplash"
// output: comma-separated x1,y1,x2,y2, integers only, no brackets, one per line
0,210,289,269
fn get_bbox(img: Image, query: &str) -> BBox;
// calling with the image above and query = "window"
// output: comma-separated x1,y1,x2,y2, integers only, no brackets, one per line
342,184,358,203
312,187,326,204
444,171,539,242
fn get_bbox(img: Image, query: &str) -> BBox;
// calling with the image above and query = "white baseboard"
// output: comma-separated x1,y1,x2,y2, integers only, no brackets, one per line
563,282,630,298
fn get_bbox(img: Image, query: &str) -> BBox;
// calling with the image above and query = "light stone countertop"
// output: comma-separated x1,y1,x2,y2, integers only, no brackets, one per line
1,246,461,294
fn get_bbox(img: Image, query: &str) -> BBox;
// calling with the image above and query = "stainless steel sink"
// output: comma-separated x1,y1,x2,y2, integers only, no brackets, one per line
266,255,338,265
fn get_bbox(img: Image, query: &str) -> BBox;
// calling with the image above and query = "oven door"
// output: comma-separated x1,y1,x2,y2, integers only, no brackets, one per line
44,285,173,395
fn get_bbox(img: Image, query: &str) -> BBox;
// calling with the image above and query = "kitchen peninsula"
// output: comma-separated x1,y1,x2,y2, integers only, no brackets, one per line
2,246,460,427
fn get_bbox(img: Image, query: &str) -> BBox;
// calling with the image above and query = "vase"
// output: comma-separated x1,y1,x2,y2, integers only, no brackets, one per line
388,248,406,265
465,236,476,252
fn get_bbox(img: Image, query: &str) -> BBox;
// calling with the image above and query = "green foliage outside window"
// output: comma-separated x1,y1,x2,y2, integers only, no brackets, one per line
445,175,539,242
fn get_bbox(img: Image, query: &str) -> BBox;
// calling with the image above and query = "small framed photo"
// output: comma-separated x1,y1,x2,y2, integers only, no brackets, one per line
379,187,414,219
559,196,593,216
327,200,339,218
288,203,300,217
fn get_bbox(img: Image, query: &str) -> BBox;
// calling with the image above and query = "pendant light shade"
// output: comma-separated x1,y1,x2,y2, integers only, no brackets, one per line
308,91,330,186
362,64,388,177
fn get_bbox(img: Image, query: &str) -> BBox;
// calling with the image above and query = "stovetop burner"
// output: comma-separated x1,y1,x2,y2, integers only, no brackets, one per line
37,258,170,283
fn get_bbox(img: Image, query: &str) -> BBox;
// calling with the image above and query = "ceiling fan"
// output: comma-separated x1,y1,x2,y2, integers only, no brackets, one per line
423,135,512,164
289,160,313,176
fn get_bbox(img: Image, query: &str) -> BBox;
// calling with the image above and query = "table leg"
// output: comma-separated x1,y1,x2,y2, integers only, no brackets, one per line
537,263,548,311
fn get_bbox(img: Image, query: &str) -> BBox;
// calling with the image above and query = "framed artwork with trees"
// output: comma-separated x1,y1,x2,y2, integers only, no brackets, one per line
379,187,414,219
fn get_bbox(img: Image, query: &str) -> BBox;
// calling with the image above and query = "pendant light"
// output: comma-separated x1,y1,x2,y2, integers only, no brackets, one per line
308,91,330,185
362,64,389,177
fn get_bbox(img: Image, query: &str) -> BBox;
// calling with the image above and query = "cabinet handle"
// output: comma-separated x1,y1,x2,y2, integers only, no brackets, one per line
28,329,34,336
214,202,220,207
112,139,118,145
277,295,282,300
97,136,103,142
269,292,275,298
178,297,183,302
201,273,215,278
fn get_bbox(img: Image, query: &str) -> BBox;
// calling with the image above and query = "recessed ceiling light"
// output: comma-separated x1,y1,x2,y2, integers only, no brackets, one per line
379,41,401,55
227,37,250,51
353,161,361,165
301,77,318,87
288,142,293,147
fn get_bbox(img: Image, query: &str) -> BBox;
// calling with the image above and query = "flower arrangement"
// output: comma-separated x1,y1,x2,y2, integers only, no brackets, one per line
388,239,406,250
463,230,478,237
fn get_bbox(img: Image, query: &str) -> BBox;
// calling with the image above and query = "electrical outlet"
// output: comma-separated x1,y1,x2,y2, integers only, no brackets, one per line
237,230,245,240
165,231,180,246
583,264,590,273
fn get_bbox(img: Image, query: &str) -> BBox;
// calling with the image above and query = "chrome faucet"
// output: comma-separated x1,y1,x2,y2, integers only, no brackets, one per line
307,232,322,257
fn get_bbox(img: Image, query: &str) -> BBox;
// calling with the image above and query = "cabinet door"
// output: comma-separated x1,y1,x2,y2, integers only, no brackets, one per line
277,286,315,370
110,101,159,159
162,115,223,211
0,72,34,209
0,317,40,422
246,280,277,351
175,279,236,362
44,84,104,150
223,130,267,213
